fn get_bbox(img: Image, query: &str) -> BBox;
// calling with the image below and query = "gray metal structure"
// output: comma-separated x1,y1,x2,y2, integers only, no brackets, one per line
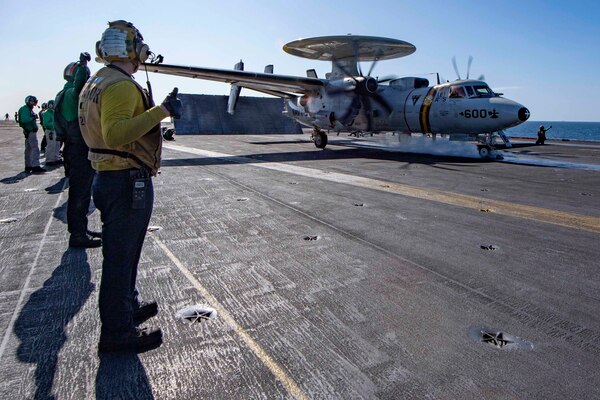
174,94,302,134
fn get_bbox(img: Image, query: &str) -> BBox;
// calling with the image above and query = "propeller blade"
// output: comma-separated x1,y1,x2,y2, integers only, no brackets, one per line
332,57,357,81
340,95,361,124
466,55,473,79
360,96,373,132
371,91,393,115
352,40,363,77
367,49,383,77
367,58,379,77
478,74,485,81
452,56,461,80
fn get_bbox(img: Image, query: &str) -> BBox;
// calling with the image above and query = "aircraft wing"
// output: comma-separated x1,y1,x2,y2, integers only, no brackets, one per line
142,63,325,98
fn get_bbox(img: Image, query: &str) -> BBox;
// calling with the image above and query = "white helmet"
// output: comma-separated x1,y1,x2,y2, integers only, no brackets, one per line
95,20,150,63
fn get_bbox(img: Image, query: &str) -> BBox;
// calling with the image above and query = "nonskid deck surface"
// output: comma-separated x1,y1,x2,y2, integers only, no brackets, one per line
1,125,599,399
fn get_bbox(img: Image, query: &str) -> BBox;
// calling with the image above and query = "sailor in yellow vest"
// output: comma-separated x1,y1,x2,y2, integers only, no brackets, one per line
79,20,181,354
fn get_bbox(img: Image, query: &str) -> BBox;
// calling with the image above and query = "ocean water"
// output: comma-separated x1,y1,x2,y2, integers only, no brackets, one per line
505,121,600,142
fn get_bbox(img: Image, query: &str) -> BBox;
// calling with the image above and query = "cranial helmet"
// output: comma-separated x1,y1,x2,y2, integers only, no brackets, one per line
64,62,78,82
41,103,47,109
25,95,38,106
95,20,150,63
47,100,55,108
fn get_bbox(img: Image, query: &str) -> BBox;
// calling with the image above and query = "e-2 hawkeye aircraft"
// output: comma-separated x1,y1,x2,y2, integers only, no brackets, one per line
144,35,530,158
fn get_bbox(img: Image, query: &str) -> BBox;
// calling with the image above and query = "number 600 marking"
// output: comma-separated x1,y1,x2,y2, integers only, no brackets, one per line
463,109,488,118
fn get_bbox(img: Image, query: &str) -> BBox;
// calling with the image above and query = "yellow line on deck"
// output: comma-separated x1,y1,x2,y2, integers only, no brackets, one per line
368,181,600,234
152,236,308,400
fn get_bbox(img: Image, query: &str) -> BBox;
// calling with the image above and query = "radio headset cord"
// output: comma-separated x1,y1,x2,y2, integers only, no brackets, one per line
143,52,164,107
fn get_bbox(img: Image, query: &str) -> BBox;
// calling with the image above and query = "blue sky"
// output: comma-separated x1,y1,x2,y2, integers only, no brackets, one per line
1,0,599,121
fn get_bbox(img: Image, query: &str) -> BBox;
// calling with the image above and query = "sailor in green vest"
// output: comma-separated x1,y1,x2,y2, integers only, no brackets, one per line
38,102,47,154
79,20,181,354
42,100,61,165
18,96,46,173
56,54,103,248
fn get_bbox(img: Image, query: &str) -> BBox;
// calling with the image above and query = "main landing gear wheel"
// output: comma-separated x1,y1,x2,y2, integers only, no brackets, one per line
313,130,328,149
478,145,490,158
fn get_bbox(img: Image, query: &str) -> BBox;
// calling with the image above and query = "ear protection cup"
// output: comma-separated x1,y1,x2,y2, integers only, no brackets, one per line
136,42,150,62
95,41,102,59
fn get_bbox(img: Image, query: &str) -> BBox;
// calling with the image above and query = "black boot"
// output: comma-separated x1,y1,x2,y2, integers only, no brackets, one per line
69,233,102,248
133,301,159,325
98,326,163,354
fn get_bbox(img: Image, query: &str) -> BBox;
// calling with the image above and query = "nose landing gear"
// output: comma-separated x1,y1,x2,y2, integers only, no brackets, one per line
477,144,504,160
476,131,511,160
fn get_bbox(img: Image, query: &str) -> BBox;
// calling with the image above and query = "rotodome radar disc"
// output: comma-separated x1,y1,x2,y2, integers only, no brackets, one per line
283,35,416,61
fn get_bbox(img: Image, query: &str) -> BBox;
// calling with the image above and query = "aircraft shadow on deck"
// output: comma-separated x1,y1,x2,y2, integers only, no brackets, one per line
161,146,488,171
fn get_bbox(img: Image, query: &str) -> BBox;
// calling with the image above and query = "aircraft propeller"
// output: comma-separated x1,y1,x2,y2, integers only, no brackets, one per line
452,56,485,81
326,52,394,132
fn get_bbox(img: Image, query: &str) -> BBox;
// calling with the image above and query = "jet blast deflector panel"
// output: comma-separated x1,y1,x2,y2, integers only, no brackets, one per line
173,94,302,135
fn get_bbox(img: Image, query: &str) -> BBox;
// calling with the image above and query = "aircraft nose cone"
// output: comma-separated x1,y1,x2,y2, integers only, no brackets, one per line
518,107,530,122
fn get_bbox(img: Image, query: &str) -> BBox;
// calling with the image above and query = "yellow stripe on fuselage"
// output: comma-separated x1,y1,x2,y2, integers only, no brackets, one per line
419,87,437,134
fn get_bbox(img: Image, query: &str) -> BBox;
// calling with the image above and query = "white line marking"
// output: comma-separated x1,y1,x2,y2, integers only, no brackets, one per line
163,143,600,233
0,179,68,363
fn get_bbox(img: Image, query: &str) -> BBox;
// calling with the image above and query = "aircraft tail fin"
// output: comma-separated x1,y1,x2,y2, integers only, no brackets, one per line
227,60,244,115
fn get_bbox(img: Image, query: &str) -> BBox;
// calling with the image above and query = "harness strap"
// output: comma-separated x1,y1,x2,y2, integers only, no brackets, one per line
89,148,151,172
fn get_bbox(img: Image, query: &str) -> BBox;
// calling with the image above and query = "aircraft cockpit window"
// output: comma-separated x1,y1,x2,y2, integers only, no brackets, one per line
449,86,466,98
473,85,494,97
465,86,474,97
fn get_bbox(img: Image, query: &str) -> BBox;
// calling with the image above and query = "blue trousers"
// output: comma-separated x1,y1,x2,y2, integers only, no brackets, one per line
63,141,95,236
93,169,154,338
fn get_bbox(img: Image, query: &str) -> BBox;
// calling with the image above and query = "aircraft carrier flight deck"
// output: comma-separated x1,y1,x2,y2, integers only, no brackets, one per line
1,123,599,399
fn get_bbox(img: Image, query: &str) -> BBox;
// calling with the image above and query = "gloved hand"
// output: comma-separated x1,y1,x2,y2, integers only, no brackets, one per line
161,87,182,119
162,128,175,141
79,52,91,66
